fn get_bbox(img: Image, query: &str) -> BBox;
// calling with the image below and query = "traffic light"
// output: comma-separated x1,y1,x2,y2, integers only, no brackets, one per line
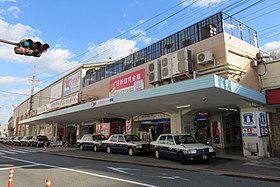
14,39,49,57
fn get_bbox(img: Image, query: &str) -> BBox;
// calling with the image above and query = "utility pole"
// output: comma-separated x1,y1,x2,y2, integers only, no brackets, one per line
29,65,37,116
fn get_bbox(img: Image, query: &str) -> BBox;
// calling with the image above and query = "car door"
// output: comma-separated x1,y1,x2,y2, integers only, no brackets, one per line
85,135,92,150
156,135,168,157
118,135,127,153
165,135,177,159
109,135,118,152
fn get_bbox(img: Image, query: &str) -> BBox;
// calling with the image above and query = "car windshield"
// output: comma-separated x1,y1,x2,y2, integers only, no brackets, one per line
95,135,107,140
124,135,141,142
38,136,48,141
174,135,197,145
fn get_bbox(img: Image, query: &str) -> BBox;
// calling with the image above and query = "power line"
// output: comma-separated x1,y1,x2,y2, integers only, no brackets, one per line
229,0,266,17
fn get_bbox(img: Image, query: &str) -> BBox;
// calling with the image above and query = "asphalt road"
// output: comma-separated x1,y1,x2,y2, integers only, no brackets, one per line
0,146,279,187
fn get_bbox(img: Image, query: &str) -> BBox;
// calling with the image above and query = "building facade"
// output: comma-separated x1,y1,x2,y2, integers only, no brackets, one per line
11,12,274,158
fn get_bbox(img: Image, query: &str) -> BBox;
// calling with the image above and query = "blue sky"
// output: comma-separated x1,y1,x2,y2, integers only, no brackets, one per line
0,0,279,125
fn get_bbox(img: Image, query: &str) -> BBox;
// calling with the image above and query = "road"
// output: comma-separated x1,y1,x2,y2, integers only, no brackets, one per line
0,145,279,187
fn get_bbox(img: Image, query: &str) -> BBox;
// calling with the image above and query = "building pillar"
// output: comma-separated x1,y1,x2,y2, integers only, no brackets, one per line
170,110,183,133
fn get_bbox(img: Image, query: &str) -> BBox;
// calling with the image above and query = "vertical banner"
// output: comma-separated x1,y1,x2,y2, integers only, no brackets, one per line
212,121,220,144
257,111,269,137
241,112,258,136
126,119,132,134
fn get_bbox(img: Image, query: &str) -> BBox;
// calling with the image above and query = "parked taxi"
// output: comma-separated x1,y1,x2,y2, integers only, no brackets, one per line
150,133,215,164
101,134,150,156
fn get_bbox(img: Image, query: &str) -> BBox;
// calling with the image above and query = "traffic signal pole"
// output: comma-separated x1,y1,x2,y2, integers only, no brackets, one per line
0,39,18,46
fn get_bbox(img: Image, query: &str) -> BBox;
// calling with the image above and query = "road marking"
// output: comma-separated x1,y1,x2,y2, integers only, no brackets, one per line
0,150,17,154
8,149,27,153
2,156,159,187
0,164,40,171
107,167,140,175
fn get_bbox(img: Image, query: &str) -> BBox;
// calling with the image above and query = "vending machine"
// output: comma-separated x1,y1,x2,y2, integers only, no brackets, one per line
241,109,269,158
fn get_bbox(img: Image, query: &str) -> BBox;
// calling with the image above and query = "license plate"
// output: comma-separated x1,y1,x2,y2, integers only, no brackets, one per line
201,155,208,159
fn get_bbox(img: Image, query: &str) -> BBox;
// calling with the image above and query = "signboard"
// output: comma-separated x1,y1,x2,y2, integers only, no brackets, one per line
266,89,280,104
63,71,81,96
257,112,268,137
109,69,145,96
241,112,257,136
50,82,62,101
91,97,114,108
194,112,210,121
36,93,79,114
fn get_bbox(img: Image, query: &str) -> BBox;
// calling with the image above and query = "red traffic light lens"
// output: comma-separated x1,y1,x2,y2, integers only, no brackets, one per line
40,44,50,51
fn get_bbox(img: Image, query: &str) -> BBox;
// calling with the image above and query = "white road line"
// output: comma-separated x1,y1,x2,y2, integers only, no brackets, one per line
0,150,17,154
7,149,27,153
0,152,5,155
0,164,40,171
16,148,40,152
2,156,159,187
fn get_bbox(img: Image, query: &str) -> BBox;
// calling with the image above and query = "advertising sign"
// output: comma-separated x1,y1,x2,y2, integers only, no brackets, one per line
109,69,145,96
257,111,269,137
126,119,132,134
50,82,62,101
91,97,114,108
63,71,81,96
241,112,257,136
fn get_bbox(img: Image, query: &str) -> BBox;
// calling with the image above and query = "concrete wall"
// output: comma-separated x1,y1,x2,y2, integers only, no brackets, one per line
224,33,261,91
259,60,280,90
269,109,280,156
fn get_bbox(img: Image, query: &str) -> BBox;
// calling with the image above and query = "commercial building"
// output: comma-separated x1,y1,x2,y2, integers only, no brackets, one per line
10,12,275,157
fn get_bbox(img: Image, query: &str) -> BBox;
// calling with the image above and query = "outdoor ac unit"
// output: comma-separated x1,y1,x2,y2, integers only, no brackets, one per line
197,51,213,65
147,59,161,83
172,49,193,75
161,54,172,79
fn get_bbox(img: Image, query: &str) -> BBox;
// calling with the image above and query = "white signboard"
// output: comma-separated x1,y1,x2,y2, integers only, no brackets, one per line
50,82,62,101
36,93,79,114
63,71,81,96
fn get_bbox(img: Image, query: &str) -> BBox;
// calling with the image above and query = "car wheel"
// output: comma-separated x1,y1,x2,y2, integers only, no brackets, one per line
155,149,160,159
128,148,134,156
178,152,186,165
106,146,111,154
80,144,84,150
93,145,98,152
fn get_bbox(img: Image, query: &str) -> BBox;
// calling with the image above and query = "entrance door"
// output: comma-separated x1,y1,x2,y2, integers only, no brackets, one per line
195,121,210,144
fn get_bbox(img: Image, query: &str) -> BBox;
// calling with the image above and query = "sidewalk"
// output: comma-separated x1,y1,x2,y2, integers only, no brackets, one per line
45,147,280,182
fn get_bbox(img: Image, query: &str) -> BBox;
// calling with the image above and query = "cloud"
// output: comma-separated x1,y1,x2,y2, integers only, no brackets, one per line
0,0,17,3
224,23,237,29
84,38,137,62
0,76,29,85
260,41,280,52
182,0,226,8
7,6,20,18
0,19,80,75
130,29,152,45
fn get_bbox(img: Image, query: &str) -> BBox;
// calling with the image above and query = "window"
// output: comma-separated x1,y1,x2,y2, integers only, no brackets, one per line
110,135,118,142
96,67,106,82
158,136,166,144
106,60,123,78
166,136,174,145
118,135,125,142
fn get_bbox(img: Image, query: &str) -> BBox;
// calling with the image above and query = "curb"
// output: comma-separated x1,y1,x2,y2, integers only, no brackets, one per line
48,152,280,182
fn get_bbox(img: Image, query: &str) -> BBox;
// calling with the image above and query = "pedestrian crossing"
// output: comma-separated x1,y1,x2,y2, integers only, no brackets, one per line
0,147,42,155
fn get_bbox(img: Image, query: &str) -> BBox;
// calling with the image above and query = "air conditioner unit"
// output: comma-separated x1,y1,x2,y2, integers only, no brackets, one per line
147,59,161,84
172,49,193,75
197,51,213,65
161,54,172,79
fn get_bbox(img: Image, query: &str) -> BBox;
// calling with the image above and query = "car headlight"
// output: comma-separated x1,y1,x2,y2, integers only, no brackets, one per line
135,145,142,148
185,149,197,154
209,147,215,152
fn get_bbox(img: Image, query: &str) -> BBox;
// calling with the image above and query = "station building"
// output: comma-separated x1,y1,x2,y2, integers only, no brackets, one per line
10,12,277,157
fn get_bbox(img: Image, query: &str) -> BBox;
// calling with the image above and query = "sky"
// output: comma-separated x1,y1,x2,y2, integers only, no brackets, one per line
0,0,280,125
